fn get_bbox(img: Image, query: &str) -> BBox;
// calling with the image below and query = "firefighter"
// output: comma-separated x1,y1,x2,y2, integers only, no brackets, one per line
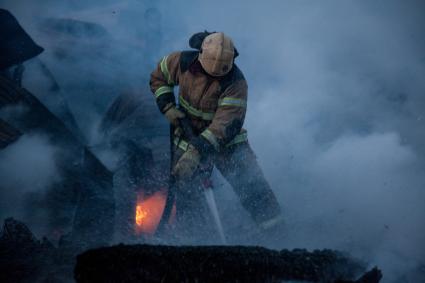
150,31,282,240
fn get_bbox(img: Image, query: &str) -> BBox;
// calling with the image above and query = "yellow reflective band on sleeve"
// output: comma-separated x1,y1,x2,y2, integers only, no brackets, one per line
179,96,215,121
226,131,248,147
155,85,174,98
201,129,220,152
160,55,174,85
173,136,189,152
218,97,247,108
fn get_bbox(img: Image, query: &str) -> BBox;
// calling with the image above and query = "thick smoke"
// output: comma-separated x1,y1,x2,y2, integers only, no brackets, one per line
1,0,424,281
0,134,61,235
0,135,59,193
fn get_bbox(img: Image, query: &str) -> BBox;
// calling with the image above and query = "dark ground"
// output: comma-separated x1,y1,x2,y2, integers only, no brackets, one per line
0,218,382,283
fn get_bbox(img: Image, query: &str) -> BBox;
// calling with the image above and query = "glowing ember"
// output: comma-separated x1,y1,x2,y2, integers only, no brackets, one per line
135,206,148,226
134,189,175,236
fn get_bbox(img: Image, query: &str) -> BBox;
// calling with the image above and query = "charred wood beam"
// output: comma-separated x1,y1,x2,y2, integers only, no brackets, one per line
0,119,21,149
74,244,381,283
0,75,114,247
35,59,86,143
99,92,143,136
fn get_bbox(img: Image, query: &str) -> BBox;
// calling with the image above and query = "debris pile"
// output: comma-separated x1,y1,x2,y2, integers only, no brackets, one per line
75,244,382,283
0,218,71,282
0,76,115,246
0,218,382,283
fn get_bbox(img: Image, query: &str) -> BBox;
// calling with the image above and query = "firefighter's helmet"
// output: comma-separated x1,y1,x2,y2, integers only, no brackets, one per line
198,32,235,77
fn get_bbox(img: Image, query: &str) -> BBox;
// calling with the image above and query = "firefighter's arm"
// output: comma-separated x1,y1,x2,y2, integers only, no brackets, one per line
193,80,248,154
149,51,181,113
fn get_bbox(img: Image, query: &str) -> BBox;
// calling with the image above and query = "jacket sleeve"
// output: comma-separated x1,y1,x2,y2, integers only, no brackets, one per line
198,79,248,152
149,51,182,113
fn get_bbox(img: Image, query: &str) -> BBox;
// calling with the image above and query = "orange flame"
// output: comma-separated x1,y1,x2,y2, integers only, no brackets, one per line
134,189,175,236
135,206,148,226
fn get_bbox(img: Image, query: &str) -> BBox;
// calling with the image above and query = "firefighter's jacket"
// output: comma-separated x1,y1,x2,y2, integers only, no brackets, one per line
150,51,248,153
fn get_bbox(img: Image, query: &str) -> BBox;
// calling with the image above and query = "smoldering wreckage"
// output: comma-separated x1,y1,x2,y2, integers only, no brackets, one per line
0,7,383,283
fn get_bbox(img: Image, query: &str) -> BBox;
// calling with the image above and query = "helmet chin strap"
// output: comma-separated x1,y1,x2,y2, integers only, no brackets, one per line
1,63,25,86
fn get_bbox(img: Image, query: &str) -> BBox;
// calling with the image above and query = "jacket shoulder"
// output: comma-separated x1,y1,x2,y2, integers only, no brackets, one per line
231,65,245,82
219,64,246,92
179,50,199,73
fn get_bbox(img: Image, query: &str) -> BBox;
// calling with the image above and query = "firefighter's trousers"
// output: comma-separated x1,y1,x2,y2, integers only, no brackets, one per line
171,140,282,241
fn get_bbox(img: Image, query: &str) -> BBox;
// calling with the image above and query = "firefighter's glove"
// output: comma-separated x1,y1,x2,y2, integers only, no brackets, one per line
173,126,184,137
172,145,201,180
164,105,185,127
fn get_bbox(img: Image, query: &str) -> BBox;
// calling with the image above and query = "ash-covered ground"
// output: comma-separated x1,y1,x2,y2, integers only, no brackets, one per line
1,218,382,282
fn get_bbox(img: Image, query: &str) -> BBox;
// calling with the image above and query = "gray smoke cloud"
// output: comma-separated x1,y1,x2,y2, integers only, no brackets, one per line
1,0,424,281
0,134,61,236
0,134,59,191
